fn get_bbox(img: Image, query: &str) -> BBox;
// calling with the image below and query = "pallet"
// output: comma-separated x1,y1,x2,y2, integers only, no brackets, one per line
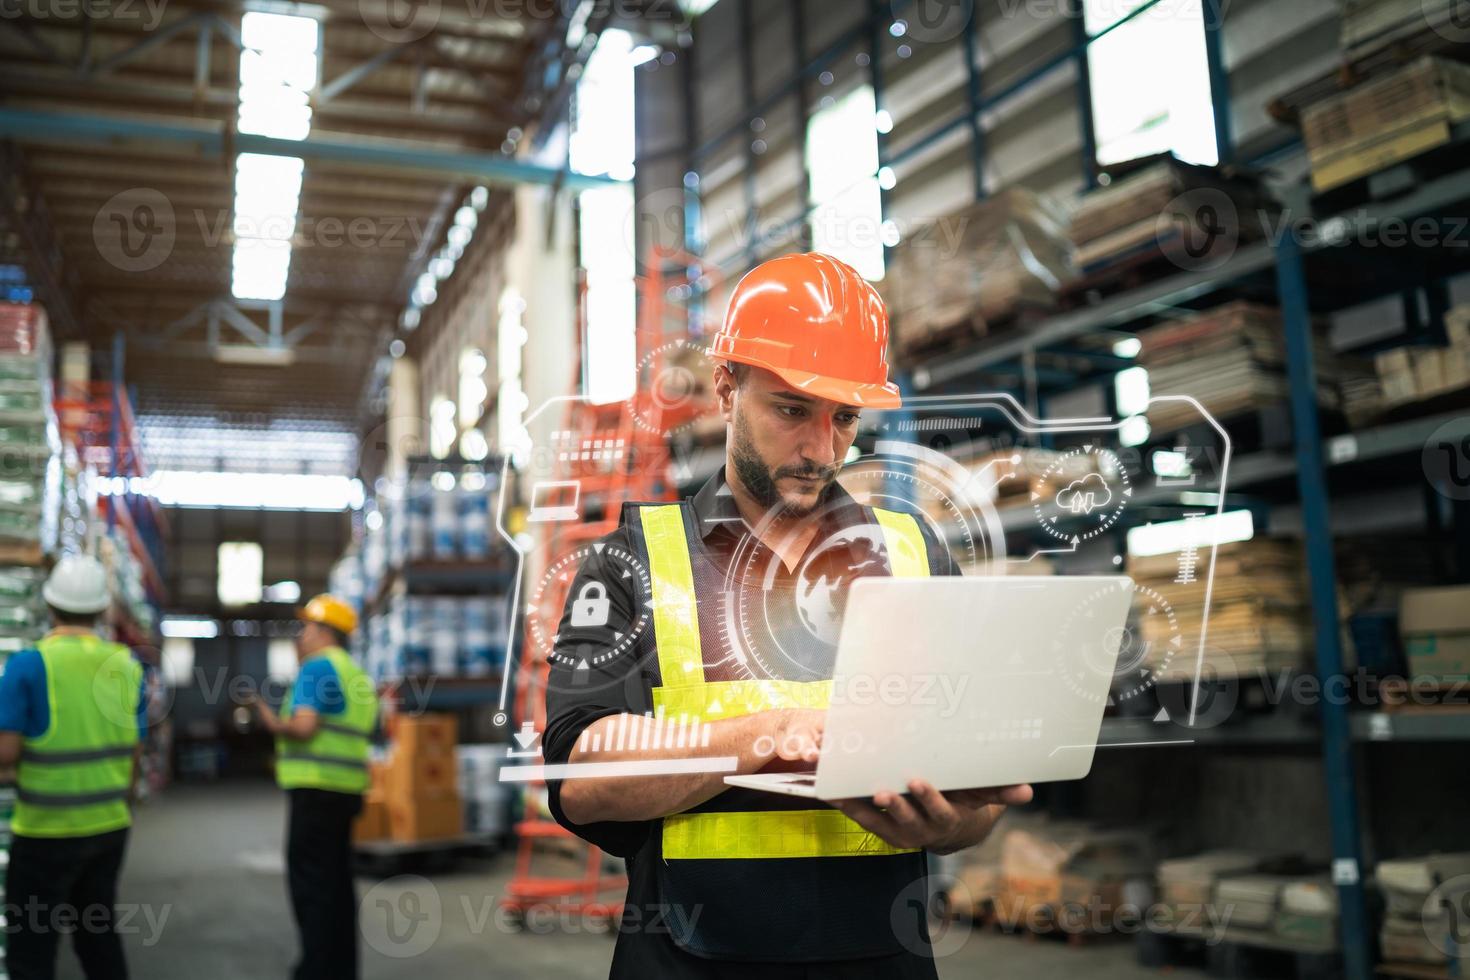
1139,925,1342,979
1378,678,1470,714
985,891,1131,948
1311,117,1470,214
0,540,45,566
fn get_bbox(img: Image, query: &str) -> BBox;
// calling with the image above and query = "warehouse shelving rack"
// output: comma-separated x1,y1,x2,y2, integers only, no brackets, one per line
896,150,1470,980
659,3,1470,976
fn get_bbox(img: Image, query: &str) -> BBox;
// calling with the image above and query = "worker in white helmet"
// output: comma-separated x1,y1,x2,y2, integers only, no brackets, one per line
0,554,147,980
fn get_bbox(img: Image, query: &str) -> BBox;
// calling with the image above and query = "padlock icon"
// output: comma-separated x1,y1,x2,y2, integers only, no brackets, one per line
571,581,611,628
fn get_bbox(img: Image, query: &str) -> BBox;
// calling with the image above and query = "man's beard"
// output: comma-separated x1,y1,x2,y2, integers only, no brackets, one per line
731,406,838,519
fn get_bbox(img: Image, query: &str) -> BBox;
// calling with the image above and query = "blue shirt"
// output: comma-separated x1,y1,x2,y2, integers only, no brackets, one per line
290,656,346,716
0,647,149,739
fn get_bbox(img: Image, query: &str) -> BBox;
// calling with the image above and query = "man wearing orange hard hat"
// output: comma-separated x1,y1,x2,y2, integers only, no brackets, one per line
542,253,1030,977
254,594,378,980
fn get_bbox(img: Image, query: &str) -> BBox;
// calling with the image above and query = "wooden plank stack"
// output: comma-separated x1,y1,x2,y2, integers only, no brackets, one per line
1376,853,1470,969
1301,55,1470,192
1136,302,1355,436
1374,304,1470,410
1068,156,1276,275
994,820,1152,931
1128,538,1314,681
884,188,1074,362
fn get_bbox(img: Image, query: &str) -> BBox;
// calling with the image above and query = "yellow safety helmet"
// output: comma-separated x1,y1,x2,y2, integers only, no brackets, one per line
298,594,359,635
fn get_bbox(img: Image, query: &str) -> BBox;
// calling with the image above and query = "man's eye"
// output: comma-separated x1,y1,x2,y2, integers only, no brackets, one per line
778,406,804,418
837,414,860,426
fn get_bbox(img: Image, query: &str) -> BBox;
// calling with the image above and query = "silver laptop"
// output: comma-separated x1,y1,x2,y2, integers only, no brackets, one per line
724,575,1134,800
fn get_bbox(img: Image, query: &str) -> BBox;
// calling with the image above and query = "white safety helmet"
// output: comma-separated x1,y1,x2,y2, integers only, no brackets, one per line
42,554,110,616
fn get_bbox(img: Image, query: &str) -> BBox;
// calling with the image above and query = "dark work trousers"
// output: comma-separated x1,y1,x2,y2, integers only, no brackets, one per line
5,827,130,980
286,788,363,980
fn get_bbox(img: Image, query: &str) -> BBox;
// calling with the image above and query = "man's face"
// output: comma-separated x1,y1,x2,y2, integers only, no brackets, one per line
716,364,862,518
297,621,331,658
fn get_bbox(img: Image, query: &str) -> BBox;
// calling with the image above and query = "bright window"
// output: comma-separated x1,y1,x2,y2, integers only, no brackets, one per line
806,85,885,281
430,396,457,459
572,29,638,405
218,542,264,607
497,287,531,465
1085,0,1218,166
268,638,300,681
459,349,489,429
161,637,196,687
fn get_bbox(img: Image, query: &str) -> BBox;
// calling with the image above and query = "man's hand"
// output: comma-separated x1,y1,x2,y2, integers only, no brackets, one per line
252,697,280,734
835,780,1032,853
765,708,824,764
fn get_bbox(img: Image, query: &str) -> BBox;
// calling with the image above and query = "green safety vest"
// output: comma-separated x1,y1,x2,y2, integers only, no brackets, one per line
14,633,142,839
275,648,378,795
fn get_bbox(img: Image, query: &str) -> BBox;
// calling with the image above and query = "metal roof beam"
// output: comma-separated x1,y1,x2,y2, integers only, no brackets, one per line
0,107,623,189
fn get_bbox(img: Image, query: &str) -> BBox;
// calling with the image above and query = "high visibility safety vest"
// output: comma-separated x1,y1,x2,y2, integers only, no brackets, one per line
275,648,378,795
629,500,935,961
14,634,142,839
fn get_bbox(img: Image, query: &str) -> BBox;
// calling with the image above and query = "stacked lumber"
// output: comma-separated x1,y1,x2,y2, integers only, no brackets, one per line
1068,156,1276,274
1376,853,1470,968
1301,55,1470,192
995,821,1152,930
1128,539,1313,680
884,188,1074,360
1137,302,1356,435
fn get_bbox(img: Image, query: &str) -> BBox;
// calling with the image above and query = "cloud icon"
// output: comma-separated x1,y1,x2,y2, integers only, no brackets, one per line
1056,473,1112,516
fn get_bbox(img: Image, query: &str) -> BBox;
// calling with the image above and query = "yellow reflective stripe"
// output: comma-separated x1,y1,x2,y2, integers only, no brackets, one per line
872,508,930,579
654,679,832,721
663,809,919,859
640,505,704,685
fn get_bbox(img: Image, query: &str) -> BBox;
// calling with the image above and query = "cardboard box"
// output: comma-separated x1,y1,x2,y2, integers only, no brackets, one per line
386,747,458,799
388,791,463,843
353,796,389,843
393,713,458,757
1400,586,1470,679
1413,347,1448,397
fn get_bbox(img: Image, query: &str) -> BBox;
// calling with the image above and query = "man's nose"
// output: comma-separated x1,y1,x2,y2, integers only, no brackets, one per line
800,415,838,467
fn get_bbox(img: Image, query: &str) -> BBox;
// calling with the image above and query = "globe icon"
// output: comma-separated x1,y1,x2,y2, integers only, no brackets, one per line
796,526,888,645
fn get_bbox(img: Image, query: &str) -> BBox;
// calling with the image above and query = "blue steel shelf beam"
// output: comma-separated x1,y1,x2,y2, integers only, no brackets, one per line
1275,233,1371,980
0,108,626,192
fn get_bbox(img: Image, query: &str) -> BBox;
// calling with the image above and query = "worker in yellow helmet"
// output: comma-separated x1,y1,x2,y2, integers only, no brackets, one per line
253,594,378,980
0,554,145,980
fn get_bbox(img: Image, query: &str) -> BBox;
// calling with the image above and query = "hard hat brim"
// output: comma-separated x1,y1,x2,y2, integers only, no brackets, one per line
41,581,108,616
715,351,903,409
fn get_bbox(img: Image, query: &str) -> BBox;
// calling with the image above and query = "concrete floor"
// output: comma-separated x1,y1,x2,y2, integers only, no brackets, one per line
54,780,1208,979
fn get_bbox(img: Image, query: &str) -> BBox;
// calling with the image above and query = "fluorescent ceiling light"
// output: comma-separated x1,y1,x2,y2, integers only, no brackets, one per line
161,617,220,639
146,471,365,510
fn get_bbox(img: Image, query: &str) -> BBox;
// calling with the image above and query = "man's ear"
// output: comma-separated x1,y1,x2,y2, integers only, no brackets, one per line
713,363,737,423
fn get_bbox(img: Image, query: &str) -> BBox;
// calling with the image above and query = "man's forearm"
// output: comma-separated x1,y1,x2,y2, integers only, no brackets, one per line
559,710,786,824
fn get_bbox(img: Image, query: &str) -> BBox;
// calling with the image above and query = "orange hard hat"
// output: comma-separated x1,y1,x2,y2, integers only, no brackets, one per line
709,252,901,408
298,594,358,635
